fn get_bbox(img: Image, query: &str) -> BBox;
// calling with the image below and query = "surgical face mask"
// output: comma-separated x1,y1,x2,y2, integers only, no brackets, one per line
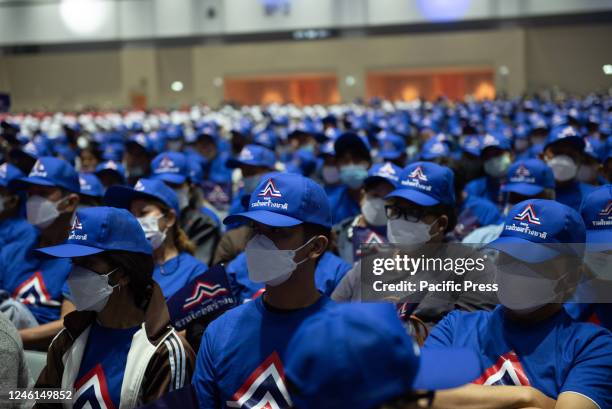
137,215,167,249
483,153,512,178
245,234,315,286
547,155,578,182
67,266,119,312
301,144,315,153
514,139,529,152
321,166,340,185
386,218,436,245
26,195,63,229
340,164,368,189
584,252,612,280
362,197,387,226
576,164,599,183
242,175,261,194
174,186,190,210
126,166,145,179
495,262,565,313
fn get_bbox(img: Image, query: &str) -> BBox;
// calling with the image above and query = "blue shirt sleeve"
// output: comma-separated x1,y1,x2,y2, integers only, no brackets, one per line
193,328,222,409
424,310,460,348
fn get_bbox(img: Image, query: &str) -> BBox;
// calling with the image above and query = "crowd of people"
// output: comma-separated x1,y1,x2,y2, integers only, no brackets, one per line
0,94,610,409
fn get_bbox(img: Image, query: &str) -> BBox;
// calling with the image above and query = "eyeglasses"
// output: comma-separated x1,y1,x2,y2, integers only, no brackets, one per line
385,204,426,223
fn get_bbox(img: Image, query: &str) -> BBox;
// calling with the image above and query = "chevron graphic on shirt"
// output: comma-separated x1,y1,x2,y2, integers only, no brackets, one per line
226,351,292,409
182,281,229,310
258,178,282,198
474,351,531,386
73,364,116,409
408,166,428,182
12,271,61,307
599,201,612,217
513,204,541,225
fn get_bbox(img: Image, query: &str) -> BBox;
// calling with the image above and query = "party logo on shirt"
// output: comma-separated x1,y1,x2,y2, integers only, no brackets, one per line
226,351,293,409
73,364,115,409
474,351,531,386
13,271,61,307
183,281,229,310
513,204,541,225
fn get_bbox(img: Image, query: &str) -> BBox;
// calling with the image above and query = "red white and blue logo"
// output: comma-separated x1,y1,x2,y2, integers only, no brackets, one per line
182,281,229,310
258,178,282,198
513,204,541,225
12,271,61,307
599,200,612,217
474,351,531,386
72,215,83,231
73,364,116,409
155,156,179,173
377,163,399,181
239,147,255,161
408,166,428,182
514,165,531,178
29,160,47,177
226,352,292,409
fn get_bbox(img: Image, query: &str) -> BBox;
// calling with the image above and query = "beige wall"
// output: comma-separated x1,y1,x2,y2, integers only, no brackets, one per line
0,22,608,111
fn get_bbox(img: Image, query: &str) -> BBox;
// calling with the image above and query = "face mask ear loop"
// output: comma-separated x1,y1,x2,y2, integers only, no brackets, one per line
103,267,121,290
294,236,318,265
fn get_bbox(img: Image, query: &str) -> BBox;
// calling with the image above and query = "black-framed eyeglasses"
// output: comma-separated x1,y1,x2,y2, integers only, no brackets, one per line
385,204,425,223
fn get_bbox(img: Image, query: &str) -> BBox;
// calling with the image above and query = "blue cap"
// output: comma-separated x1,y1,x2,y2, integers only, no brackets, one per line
95,160,126,184
164,124,184,141
501,159,555,196
461,135,482,156
334,132,371,161
104,178,179,215
580,184,612,251
78,173,104,198
488,199,586,263
101,142,125,162
223,172,332,229
421,139,451,161
20,141,50,159
583,137,604,162
364,162,402,188
253,130,278,151
377,132,406,160
318,140,335,157
544,125,585,151
126,133,155,154
285,303,480,409
151,152,189,185
0,163,24,190
480,132,511,154
37,207,152,258
226,144,276,169
12,157,80,193
387,162,455,207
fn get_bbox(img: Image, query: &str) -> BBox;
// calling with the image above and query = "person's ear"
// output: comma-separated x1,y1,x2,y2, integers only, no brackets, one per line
433,215,448,235
308,235,328,260
3,194,19,211
59,193,80,213
164,209,177,229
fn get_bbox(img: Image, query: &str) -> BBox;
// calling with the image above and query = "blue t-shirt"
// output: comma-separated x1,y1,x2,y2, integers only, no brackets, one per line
154,252,208,299
226,251,350,303
73,322,139,409
464,176,506,208
0,217,39,290
555,181,596,211
327,185,361,225
565,303,612,332
193,295,335,409
425,306,612,408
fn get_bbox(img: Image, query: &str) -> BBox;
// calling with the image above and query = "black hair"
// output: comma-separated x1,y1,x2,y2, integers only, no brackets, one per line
105,250,155,310
426,203,457,234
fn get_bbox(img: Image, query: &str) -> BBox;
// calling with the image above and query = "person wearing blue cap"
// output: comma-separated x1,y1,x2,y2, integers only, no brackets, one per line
317,139,341,188
564,184,612,331
124,133,154,185
105,178,209,301
77,144,103,174
4,157,80,349
541,124,595,211
328,132,372,225
77,173,104,208
462,158,556,244
285,303,481,409
334,161,401,263
34,207,194,407
95,160,126,190
426,199,612,409
577,137,605,185
376,131,407,167
463,132,513,208
192,173,336,409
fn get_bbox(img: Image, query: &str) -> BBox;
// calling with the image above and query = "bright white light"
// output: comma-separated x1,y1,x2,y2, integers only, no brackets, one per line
60,0,109,35
171,81,184,92
345,76,356,87
213,77,224,87
603,65,612,75
499,65,510,76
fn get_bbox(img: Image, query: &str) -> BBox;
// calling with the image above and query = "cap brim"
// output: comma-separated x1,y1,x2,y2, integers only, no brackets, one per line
152,173,186,185
413,347,480,391
379,150,402,160
386,188,439,206
223,209,303,227
104,185,162,209
586,230,612,252
501,183,544,196
486,236,560,263
37,243,105,258
12,176,56,190
545,136,585,151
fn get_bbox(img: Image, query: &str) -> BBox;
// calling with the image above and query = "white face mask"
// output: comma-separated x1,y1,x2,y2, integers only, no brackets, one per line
174,186,190,210
483,153,512,178
584,252,612,280
495,262,565,314
514,139,529,152
26,195,63,229
245,234,315,286
361,197,387,226
576,164,599,183
321,166,340,185
137,215,167,249
386,218,437,245
67,266,119,312
547,155,578,182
